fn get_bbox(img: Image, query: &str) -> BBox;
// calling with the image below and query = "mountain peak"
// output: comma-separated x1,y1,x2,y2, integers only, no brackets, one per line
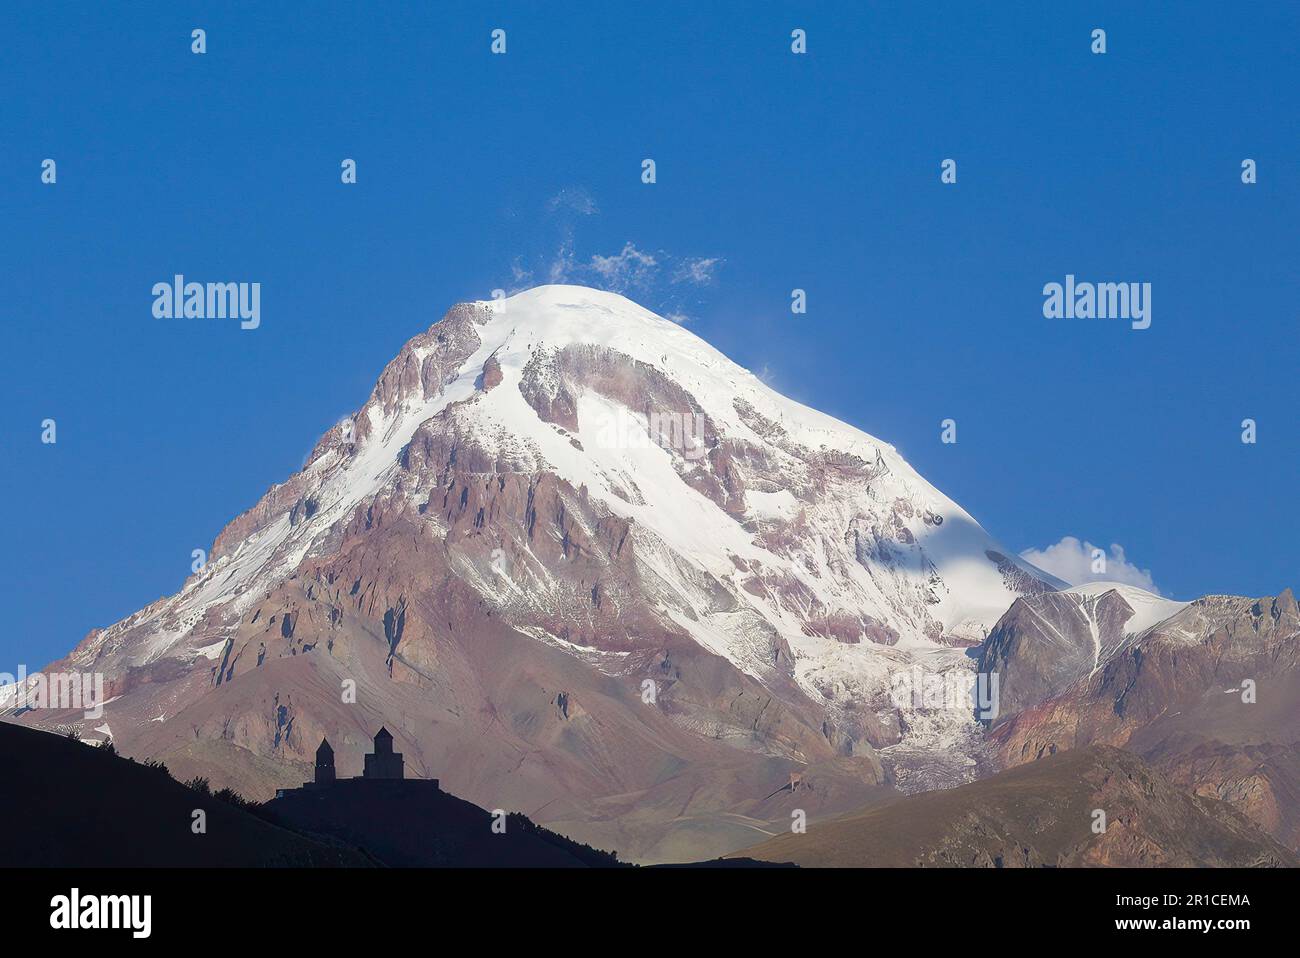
32,287,1067,859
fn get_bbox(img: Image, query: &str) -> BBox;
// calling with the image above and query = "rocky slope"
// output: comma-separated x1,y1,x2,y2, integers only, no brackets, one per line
3,286,1062,863
733,746,1297,867
980,585,1300,851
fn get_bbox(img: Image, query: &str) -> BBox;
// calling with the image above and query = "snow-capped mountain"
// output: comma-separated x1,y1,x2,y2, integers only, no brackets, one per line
14,286,1066,860
81,285,1057,668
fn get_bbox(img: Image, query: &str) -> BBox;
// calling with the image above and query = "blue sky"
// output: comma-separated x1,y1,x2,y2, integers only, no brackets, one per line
2,1,1297,668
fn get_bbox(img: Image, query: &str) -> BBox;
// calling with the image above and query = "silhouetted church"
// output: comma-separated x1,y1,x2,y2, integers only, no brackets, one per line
362,727,404,780
276,727,432,798
314,738,336,783
261,724,616,867
309,727,406,783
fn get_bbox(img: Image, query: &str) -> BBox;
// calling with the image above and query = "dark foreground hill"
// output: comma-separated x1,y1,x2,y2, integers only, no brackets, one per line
732,746,1298,867
0,721,628,867
0,722,371,867
262,779,623,867
1,721,780,867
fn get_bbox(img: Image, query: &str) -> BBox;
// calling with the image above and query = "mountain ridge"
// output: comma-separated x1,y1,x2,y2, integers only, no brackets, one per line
732,745,1297,867
16,286,1280,864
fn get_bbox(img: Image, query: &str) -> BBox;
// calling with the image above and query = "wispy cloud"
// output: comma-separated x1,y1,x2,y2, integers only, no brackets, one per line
588,242,659,292
499,188,724,315
545,186,599,216
538,237,723,300
1020,536,1161,594
544,234,576,286
673,256,723,285
547,242,722,295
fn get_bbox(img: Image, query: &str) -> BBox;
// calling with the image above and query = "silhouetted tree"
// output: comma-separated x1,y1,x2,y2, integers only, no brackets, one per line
213,786,258,811
143,757,171,777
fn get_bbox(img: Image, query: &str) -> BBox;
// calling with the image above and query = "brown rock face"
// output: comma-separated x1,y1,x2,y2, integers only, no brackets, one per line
479,353,504,392
983,589,1300,851
212,304,488,562
979,589,1140,724
734,746,1297,867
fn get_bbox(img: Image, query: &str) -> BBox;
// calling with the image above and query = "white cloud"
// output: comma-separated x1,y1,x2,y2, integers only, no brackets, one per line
509,257,533,286
501,195,722,306
588,242,659,292
543,242,720,296
673,256,723,285
546,235,577,285
1019,536,1161,594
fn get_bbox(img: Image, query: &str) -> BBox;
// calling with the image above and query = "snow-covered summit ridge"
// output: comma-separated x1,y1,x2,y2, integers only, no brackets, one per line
1064,581,1189,637
73,286,1059,729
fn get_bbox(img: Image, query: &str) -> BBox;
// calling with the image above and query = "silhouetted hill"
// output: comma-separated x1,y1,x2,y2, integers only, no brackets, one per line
0,722,371,867
0,720,790,867
264,780,625,867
